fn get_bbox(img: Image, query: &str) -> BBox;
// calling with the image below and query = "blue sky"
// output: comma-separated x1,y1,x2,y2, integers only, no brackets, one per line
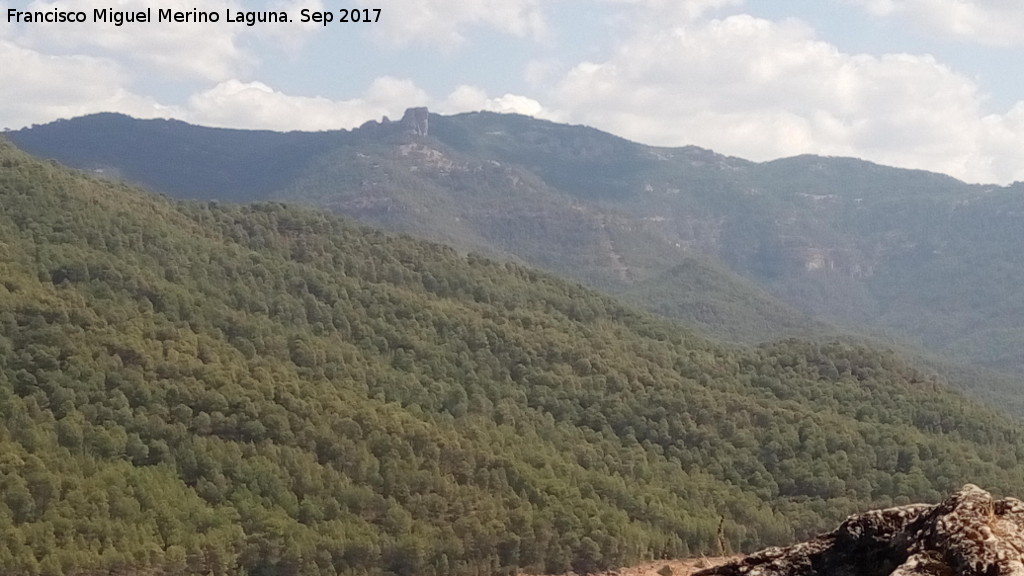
2,0,1023,183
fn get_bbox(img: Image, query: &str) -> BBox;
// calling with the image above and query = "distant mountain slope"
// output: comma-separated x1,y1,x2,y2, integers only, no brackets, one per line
10,111,828,348
621,258,835,344
7,112,347,200
10,111,1024,378
5,140,1024,575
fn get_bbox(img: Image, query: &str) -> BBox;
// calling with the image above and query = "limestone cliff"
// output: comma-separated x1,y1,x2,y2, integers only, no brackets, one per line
401,106,429,136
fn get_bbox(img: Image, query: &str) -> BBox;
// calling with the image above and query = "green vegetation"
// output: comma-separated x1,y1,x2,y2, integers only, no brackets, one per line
620,258,835,345
15,111,1024,397
4,140,1024,575
5,112,825,347
7,113,346,201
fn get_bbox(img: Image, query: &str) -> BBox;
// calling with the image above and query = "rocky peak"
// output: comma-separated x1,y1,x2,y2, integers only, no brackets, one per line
401,107,429,137
698,484,1024,576
356,107,429,137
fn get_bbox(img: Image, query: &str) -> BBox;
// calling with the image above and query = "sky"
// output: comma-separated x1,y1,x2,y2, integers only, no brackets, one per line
2,0,1023,184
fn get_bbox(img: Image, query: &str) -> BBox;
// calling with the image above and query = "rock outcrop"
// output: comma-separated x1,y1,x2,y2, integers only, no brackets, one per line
401,106,429,137
697,484,1024,576
356,107,429,137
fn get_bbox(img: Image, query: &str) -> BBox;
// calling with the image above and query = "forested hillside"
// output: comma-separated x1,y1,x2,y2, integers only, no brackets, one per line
12,111,1024,385
4,112,836,348
3,139,1024,576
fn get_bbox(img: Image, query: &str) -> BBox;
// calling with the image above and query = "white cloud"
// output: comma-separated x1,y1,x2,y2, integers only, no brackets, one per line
186,77,429,131
4,0,1023,184
978,103,1024,183
11,0,247,80
355,0,547,48
439,85,552,118
550,13,1024,183
848,0,1024,47
186,81,558,133
0,24,435,134
10,0,331,80
603,0,742,22
0,40,176,129
258,0,332,48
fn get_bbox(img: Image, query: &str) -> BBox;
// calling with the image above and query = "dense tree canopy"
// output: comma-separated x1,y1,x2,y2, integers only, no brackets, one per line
1,139,1024,576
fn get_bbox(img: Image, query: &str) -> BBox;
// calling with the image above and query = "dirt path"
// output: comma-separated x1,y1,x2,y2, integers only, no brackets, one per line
545,557,739,576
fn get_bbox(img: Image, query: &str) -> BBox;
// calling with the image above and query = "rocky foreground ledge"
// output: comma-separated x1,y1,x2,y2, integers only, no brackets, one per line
696,484,1024,576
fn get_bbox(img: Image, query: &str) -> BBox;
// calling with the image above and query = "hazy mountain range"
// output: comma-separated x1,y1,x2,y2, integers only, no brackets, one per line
11,108,1024,379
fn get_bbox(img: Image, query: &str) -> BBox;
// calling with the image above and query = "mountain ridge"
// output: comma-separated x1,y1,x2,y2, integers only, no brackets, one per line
10,109,1024,388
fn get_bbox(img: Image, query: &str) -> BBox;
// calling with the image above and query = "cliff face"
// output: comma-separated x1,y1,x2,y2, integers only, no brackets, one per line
401,106,429,136
698,484,1024,576
357,106,429,137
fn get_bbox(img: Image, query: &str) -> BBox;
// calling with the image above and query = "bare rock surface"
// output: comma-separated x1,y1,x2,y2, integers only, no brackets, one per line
401,106,429,137
696,485,1024,576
